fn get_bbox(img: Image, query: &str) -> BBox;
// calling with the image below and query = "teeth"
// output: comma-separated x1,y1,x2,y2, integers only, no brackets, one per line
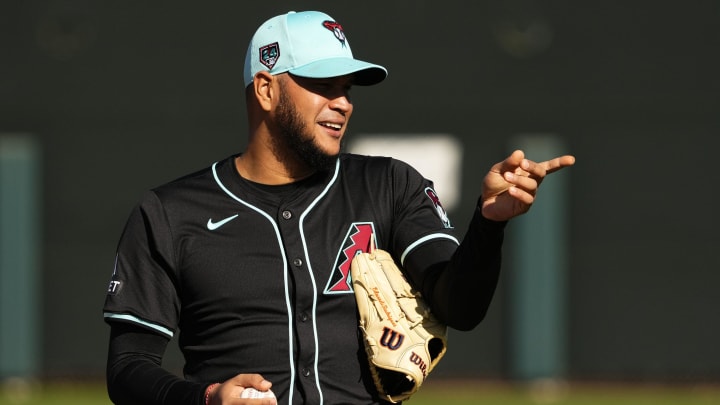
321,122,342,130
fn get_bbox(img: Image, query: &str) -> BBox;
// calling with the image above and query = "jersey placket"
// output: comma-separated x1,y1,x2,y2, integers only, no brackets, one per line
277,204,322,403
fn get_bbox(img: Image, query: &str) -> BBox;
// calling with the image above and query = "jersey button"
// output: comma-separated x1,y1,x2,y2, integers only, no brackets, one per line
301,368,311,377
293,258,303,267
300,312,309,322
282,210,292,219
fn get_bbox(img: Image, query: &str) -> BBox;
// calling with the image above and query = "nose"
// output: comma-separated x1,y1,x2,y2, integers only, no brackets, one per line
329,92,352,115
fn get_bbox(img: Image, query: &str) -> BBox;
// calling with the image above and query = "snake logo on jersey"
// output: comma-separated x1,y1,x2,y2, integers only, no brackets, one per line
324,222,375,294
425,187,452,229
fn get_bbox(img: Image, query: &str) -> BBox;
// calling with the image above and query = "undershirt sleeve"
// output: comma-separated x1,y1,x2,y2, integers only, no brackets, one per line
106,322,208,405
403,202,506,331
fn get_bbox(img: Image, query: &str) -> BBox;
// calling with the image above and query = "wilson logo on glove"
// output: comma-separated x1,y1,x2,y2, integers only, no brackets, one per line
351,239,448,403
380,327,405,350
410,352,429,378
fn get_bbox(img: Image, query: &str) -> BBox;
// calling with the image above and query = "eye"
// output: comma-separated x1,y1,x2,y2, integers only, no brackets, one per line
296,76,352,98
319,82,351,98
314,81,333,91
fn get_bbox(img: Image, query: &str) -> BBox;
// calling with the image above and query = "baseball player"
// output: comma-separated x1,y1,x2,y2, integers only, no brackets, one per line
103,10,575,405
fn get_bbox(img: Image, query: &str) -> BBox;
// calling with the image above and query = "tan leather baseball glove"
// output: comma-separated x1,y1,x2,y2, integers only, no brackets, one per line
351,244,447,403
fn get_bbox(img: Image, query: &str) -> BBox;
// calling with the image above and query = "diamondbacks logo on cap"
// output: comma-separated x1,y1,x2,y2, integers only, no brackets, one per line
322,21,346,46
259,42,280,69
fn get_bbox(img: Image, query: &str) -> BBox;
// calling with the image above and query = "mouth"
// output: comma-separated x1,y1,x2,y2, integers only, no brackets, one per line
319,122,343,131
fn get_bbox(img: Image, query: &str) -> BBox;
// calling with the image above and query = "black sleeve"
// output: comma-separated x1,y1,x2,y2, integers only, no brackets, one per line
106,322,208,405
404,204,506,331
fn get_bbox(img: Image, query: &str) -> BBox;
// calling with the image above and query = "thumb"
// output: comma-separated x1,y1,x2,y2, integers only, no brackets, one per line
228,373,272,390
495,150,525,173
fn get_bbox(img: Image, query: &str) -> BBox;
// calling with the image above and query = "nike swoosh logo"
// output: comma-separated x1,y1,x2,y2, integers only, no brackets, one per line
207,214,239,230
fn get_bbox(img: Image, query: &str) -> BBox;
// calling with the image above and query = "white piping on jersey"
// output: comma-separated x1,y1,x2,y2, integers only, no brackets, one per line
212,162,297,404
400,233,460,266
103,312,174,338
297,158,341,405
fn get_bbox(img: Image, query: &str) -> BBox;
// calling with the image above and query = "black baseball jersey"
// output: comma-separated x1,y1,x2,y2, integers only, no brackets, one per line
103,153,464,404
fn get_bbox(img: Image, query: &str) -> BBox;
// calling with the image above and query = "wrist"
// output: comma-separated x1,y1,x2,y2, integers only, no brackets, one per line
204,383,220,405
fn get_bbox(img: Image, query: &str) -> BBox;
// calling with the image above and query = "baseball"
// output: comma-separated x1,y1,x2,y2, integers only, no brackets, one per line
240,387,276,399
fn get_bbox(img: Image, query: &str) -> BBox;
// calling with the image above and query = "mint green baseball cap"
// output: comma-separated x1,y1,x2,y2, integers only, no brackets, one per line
243,11,387,87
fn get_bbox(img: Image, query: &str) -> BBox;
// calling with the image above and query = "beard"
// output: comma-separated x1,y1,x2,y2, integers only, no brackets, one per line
273,84,340,172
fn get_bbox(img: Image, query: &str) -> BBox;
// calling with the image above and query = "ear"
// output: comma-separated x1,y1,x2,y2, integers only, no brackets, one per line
252,71,275,112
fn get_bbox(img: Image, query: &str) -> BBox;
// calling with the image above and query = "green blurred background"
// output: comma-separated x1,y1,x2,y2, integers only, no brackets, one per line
1,0,718,401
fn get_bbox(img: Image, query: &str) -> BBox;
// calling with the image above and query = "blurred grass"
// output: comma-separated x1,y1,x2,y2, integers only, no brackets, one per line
414,379,720,405
1,378,719,404
0,380,110,405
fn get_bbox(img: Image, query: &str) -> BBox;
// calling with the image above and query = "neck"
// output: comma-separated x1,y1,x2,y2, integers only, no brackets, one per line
235,148,315,185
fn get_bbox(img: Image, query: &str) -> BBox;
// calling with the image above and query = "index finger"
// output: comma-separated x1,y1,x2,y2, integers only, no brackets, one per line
541,155,576,175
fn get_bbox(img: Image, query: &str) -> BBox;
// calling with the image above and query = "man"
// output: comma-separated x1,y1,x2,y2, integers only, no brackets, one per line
103,10,575,405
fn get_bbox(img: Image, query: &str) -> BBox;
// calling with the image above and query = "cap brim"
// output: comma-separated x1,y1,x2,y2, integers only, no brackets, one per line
288,57,387,86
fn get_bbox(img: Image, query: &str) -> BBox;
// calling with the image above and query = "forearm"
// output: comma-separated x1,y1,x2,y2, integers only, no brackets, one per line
408,206,506,331
107,323,207,405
